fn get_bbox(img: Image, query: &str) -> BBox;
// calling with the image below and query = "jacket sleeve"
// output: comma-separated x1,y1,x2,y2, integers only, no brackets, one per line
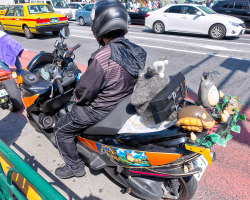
74,57,105,105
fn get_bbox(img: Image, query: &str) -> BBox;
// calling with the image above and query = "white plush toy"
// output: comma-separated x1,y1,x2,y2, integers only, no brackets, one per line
152,60,169,78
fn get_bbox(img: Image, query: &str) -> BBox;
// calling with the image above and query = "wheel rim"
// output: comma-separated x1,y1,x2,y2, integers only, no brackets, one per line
80,18,84,25
7,102,13,112
155,22,163,33
24,27,30,38
211,26,223,38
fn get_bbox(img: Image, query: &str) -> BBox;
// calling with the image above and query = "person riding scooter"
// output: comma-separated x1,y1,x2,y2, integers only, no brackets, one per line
0,31,23,75
54,0,147,179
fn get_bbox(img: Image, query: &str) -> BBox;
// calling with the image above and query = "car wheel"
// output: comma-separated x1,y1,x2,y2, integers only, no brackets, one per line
209,24,226,39
23,25,34,39
0,23,5,32
153,21,165,34
79,17,85,26
52,31,60,36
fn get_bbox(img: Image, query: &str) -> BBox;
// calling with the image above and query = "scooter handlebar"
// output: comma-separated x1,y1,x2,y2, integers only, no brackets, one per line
68,44,81,55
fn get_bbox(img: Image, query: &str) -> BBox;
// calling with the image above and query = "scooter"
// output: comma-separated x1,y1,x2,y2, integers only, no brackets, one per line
16,27,243,200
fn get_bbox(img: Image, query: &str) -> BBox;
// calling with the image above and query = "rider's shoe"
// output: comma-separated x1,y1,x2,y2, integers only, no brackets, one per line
55,164,86,179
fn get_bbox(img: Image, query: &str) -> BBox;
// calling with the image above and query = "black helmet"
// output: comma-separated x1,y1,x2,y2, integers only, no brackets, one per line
90,0,128,45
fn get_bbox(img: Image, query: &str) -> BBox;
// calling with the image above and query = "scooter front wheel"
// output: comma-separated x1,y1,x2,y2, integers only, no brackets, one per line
162,176,197,200
0,79,23,112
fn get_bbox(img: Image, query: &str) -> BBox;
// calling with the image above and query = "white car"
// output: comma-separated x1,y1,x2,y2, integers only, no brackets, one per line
68,2,83,20
145,4,246,39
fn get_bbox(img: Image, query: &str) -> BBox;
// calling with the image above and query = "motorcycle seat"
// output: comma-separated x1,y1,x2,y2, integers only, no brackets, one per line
83,95,136,135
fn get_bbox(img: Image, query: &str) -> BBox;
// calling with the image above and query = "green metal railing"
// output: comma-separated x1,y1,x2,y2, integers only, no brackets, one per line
0,139,66,200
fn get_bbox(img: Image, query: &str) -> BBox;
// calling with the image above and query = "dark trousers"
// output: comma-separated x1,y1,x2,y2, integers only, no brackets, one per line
54,104,108,168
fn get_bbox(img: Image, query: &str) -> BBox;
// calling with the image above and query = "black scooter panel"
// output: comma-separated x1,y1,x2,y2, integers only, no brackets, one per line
27,52,54,73
40,88,74,113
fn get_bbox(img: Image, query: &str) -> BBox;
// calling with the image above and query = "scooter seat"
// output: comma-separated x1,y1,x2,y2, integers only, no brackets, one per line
83,95,136,135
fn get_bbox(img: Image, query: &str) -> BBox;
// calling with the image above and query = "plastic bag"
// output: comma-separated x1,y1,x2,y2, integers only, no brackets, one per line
118,114,175,134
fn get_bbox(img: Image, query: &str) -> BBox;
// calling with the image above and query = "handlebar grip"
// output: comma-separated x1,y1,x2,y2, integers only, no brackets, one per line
72,44,81,51
68,44,81,55
56,79,64,94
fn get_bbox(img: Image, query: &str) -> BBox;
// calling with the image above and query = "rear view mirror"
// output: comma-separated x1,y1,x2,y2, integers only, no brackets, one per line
196,11,202,16
59,26,70,39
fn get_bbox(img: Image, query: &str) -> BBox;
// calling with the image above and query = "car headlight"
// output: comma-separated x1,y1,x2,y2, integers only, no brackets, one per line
229,21,239,27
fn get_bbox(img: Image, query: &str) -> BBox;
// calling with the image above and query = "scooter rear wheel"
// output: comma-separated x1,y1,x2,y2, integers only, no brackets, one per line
162,176,197,200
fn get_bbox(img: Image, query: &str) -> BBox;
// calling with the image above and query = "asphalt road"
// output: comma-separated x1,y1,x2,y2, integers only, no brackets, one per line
0,22,249,200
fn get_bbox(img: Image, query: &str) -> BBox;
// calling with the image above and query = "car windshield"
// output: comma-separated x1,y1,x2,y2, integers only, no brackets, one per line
28,5,54,14
51,0,69,8
198,6,216,14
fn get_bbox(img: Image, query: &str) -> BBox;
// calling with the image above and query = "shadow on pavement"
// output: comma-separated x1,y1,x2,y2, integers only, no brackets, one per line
141,28,243,40
82,195,102,200
245,29,250,34
12,143,100,200
84,162,138,199
0,111,27,146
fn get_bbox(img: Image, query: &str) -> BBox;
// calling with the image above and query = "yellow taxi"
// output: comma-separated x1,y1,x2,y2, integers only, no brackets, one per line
0,5,10,16
0,3,69,39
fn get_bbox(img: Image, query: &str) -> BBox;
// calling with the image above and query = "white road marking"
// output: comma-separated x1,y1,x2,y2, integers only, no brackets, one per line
70,26,91,29
128,35,250,53
69,34,250,61
137,43,250,61
71,34,94,39
68,29,250,53
69,26,250,47
126,31,250,46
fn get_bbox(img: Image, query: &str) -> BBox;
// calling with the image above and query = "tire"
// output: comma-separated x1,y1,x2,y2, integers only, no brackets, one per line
153,21,165,34
0,23,5,32
162,176,198,200
23,25,34,39
0,80,23,112
52,31,60,36
209,24,226,40
79,17,85,26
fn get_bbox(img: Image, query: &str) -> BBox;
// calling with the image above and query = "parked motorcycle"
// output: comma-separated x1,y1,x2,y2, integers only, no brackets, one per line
16,27,244,200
